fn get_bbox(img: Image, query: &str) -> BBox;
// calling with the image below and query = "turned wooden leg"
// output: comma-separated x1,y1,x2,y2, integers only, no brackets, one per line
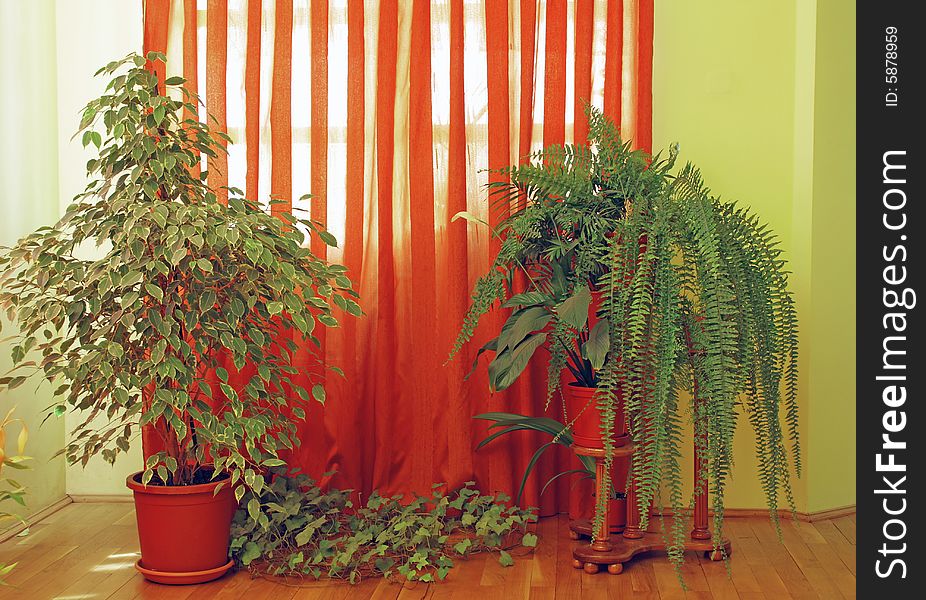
572,558,583,569
583,562,600,574
591,457,613,551
568,529,580,540
607,563,623,575
691,385,712,541
709,549,726,561
623,470,644,539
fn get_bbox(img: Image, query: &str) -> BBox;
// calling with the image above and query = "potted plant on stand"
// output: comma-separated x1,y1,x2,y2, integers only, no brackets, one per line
0,53,359,585
452,106,800,575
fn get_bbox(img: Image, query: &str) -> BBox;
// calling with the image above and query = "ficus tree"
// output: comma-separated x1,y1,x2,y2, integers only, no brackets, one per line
0,53,360,502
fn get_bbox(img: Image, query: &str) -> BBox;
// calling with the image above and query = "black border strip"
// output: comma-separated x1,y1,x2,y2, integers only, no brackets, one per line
857,1,924,595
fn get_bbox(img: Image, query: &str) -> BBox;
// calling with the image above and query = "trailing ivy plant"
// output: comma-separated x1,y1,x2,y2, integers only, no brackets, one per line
451,106,800,574
230,469,538,583
0,53,360,503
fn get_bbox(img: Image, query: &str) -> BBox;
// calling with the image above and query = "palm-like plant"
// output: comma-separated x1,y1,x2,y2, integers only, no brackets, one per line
452,107,800,570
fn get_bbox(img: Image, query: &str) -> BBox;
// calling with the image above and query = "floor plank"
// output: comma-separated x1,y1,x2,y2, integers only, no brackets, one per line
0,503,858,599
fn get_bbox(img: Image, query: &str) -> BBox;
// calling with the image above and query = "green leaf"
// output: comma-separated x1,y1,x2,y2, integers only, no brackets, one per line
498,550,514,567
317,230,338,247
199,291,216,312
489,333,547,392
311,384,326,404
317,314,338,327
521,532,538,548
497,306,551,353
266,301,284,315
502,291,553,309
144,283,163,302
554,286,592,330
247,498,260,521
451,210,489,228
582,319,610,370
241,541,262,565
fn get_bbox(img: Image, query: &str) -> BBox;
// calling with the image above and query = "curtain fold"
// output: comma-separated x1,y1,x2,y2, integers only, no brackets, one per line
143,0,653,515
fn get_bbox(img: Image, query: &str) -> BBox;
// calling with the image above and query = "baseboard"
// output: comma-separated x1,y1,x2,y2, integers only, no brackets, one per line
0,496,72,544
68,494,134,503
796,504,856,522
653,504,856,523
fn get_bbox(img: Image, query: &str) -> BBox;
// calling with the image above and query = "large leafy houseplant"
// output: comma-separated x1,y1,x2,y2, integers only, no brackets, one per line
0,53,359,579
452,107,800,570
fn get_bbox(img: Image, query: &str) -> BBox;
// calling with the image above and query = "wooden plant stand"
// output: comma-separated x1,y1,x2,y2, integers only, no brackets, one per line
568,441,731,574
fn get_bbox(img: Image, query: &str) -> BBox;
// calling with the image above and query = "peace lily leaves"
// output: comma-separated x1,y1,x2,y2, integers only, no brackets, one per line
229,470,538,583
0,54,360,512
581,320,610,371
553,285,591,330
474,285,600,393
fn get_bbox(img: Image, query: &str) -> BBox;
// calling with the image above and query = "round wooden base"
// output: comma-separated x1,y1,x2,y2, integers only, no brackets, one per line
571,532,732,575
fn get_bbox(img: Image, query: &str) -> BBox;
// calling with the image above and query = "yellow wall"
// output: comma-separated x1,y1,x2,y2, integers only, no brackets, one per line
652,0,855,512
807,0,856,513
0,0,68,518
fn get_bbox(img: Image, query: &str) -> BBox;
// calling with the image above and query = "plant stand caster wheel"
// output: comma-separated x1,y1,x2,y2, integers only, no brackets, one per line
572,559,583,569
568,530,580,540
607,563,623,575
583,563,600,574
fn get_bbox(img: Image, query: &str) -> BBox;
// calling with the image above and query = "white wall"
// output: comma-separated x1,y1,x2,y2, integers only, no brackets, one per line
55,0,144,497
0,0,68,519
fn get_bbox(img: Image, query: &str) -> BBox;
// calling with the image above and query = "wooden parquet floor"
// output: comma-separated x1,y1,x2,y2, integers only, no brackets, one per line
0,503,856,599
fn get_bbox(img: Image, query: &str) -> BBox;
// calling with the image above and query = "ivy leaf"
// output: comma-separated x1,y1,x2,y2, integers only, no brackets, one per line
498,550,514,567
452,538,471,555
521,532,538,548
241,541,262,565
375,557,395,573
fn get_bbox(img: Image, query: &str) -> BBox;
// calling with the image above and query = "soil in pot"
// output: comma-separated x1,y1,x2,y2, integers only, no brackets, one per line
563,383,628,449
127,469,238,585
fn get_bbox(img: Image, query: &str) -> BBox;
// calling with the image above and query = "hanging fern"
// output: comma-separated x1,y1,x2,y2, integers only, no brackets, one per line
450,105,801,579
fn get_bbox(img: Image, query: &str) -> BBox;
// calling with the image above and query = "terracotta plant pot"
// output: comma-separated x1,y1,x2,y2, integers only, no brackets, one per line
608,496,628,532
127,471,238,585
563,383,628,449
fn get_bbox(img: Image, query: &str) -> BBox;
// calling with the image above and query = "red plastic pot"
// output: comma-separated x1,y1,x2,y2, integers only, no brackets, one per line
563,383,628,449
127,471,238,585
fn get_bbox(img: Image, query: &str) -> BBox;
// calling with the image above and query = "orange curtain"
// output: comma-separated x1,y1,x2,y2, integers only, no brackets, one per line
144,0,653,516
